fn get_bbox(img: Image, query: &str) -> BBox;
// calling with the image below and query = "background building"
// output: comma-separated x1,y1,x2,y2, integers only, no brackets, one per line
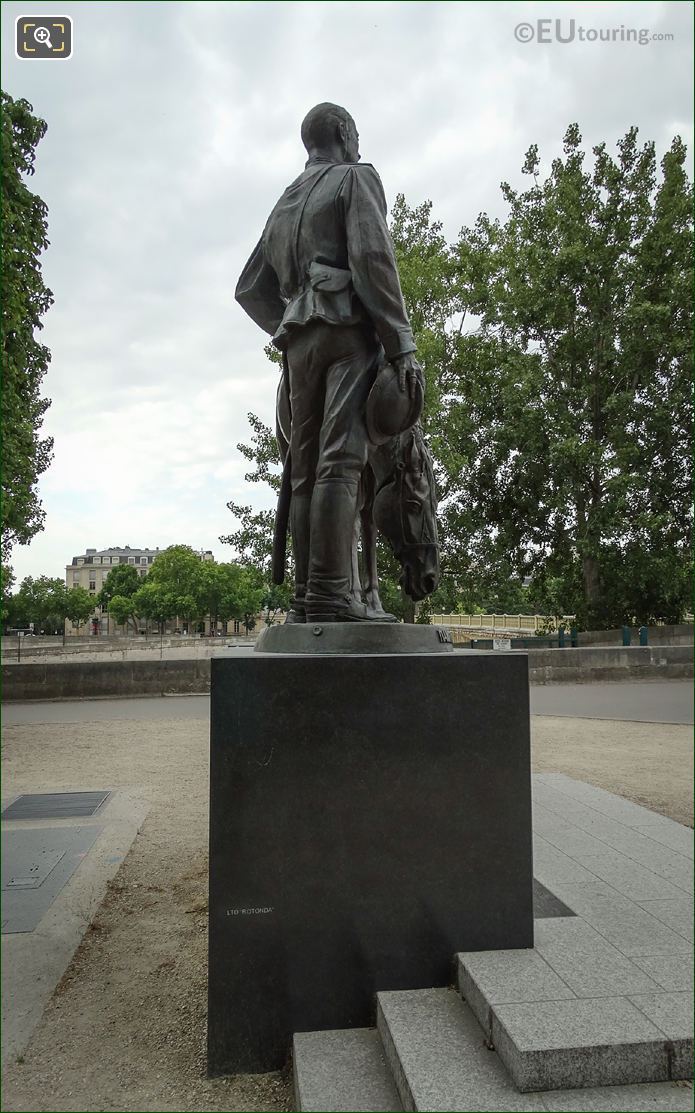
65,546,214,634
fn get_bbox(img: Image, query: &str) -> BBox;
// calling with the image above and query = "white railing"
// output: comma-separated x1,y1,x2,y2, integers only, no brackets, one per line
430,614,576,632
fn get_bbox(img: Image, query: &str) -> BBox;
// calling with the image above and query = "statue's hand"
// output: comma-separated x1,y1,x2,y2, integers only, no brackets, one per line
392,353,424,399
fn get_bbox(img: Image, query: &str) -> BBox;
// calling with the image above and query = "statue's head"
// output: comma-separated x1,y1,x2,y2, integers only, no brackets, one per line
301,102,359,164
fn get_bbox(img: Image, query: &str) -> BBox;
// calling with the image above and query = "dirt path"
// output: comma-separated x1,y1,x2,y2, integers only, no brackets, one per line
1,710,691,1112
532,715,693,826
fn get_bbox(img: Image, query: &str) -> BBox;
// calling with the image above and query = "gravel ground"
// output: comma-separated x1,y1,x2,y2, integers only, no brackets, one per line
1,708,692,1112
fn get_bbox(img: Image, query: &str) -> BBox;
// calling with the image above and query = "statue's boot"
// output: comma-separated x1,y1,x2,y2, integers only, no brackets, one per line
285,495,310,624
305,480,397,623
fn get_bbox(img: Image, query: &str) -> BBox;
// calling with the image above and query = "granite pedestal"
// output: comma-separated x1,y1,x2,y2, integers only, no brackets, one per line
207,645,533,1075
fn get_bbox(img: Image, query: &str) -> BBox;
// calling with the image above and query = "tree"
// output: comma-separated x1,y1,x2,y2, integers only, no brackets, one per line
261,580,292,626
196,560,235,632
108,592,142,633
97,563,142,633
146,545,204,628
1,93,54,559
447,125,692,627
98,563,141,608
2,564,15,622
7,574,67,633
64,586,93,633
221,414,283,577
236,567,265,633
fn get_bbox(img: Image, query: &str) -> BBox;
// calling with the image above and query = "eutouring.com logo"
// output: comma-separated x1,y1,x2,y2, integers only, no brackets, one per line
514,20,674,46
16,16,72,59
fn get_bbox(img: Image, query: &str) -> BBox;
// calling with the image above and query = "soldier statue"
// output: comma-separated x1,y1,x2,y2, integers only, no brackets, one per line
236,102,424,623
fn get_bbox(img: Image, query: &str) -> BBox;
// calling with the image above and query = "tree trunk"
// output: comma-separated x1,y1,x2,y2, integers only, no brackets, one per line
581,554,601,627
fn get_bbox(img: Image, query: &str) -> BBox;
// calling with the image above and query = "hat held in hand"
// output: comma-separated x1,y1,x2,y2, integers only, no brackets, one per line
366,360,424,445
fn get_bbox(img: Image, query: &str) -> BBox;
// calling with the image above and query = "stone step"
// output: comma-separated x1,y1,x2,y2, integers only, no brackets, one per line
294,988,694,1112
293,1027,403,1112
456,920,693,1092
376,986,544,1111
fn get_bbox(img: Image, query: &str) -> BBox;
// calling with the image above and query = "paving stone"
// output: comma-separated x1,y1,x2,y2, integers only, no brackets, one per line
534,777,694,858
536,824,618,861
539,1081,695,1111
628,991,694,1039
637,898,694,943
293,1028,402,1112
654,863,693,896
534,784,694,866
535,776,678,830
548,882,691,956
491,996,669,1091
631,955,694,993
633,823,694,860
532,786,610,828
533,838,603,887
534,918,661,997
538,815,693,885
376,987,543,1111
628,992,694,1080
532,805,577,839
456,949,575,1036
576,850,684,901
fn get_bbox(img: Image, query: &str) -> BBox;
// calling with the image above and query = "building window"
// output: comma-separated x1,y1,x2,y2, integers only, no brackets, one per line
128,557,135,564
140,557,147,565
89,580,96,591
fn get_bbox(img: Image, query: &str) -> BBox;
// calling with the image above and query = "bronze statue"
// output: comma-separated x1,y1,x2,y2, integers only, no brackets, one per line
236,102,437,622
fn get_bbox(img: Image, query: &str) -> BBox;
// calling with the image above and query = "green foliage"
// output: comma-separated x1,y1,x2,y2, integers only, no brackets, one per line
6,574,67,632
146,545,204,622
446,124,693,627
236,566,265,631
222,501,277,574
1,564,15,621
120,546,268,632
1,92,54,558
221,413,286,580
261,579,292,625
197,560,264,628
107,592,140,630
390,194,460,436
97,563,141,609
64,586,94,631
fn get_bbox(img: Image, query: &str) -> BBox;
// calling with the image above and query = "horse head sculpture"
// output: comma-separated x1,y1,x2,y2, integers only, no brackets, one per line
370,424,440,602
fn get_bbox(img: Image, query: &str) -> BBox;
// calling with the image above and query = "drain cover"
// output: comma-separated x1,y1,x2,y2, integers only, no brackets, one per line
2,791,110,820
3,847,66,889
1,826,102,933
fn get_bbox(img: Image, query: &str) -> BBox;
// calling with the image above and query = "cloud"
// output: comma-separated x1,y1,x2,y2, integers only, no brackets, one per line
1,0,692,580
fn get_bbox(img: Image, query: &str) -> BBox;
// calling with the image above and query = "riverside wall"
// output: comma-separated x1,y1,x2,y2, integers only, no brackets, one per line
1,645,692,701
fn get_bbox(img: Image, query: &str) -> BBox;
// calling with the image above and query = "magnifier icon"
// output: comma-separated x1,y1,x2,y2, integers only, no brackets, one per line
34,25,53,49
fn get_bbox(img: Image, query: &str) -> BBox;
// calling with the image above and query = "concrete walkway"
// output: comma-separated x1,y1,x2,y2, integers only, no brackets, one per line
3,678,693,725
1,788,149,1066
530,680,694,724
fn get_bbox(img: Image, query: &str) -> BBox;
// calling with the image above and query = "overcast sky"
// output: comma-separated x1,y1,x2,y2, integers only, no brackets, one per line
2,0,692,582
